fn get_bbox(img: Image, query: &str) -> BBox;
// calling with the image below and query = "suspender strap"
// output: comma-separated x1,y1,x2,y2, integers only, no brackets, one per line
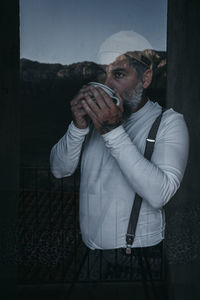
126,107,165,254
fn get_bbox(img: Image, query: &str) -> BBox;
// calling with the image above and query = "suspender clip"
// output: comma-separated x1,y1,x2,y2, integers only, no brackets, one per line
126,246,132,255
146,138,155,143
126,233,134,255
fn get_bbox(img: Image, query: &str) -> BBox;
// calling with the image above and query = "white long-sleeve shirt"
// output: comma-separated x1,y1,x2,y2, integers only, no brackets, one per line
50,100,189,249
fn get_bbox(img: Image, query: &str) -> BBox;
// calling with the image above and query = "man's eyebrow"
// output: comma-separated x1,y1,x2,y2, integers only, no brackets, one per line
111,67,127,73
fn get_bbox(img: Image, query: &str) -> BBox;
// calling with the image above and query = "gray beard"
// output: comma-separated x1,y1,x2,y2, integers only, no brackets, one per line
122,81,144,120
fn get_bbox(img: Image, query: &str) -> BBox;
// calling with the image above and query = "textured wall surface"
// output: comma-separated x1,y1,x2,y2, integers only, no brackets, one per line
165,0,200,298
0,0,19,298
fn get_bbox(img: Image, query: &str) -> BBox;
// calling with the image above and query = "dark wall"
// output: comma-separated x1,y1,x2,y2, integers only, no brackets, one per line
0,0,19,299
166,0,200,299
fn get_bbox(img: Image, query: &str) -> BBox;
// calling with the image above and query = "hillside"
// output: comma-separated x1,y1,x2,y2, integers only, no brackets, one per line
20,52,166,168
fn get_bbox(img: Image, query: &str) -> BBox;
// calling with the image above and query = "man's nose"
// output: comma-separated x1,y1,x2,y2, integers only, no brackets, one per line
105,76,113,89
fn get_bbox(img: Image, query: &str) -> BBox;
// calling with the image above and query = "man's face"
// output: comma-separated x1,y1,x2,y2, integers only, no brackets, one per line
105,56,139,94
105,56,144,118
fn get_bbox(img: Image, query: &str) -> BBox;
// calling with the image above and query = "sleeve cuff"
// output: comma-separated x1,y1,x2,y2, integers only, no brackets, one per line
70,121,90,135
101,125,126,141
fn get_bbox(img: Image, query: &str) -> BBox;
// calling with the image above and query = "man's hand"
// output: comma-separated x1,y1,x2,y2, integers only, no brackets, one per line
70,88,90,129
81,86,123,134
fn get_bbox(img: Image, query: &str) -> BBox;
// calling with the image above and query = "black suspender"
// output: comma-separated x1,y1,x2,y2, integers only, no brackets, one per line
126,107,165,254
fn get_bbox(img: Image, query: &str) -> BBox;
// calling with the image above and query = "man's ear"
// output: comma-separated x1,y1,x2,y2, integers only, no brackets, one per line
142,69,153,89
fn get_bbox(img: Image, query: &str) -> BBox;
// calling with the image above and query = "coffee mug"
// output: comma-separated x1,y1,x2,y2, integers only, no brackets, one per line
87,82,120,106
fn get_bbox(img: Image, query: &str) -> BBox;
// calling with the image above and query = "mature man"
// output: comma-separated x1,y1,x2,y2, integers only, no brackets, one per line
50,50,189,254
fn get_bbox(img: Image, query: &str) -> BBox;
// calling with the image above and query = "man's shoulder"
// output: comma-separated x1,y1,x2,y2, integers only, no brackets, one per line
162,107,185,125
156,106,189,141
149,100,185,124
148,101,188,137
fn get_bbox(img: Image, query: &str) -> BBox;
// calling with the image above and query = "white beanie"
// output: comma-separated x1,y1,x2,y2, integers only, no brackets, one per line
98,30,153,64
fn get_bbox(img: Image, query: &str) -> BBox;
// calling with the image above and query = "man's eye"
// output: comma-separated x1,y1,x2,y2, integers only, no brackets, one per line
114,72,124,79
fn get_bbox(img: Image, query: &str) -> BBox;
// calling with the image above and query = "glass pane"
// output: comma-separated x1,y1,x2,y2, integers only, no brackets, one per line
20,0,167,64
19,0,168,287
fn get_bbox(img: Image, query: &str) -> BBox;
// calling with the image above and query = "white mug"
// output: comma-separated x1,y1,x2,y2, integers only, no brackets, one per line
88,82,120,106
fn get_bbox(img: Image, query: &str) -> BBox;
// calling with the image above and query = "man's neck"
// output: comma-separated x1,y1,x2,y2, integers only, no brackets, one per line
132,95,148,113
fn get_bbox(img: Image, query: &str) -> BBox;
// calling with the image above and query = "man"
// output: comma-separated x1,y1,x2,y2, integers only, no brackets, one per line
50,50,189,255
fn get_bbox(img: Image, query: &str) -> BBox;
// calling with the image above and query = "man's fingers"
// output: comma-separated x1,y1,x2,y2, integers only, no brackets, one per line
70,90,87,106
83,94,101,116
80,86,90,93
72,106,87,115
87,87,108,110
71,102,82,109
96,87,117,109
84,86,114,110
81,99,99,121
